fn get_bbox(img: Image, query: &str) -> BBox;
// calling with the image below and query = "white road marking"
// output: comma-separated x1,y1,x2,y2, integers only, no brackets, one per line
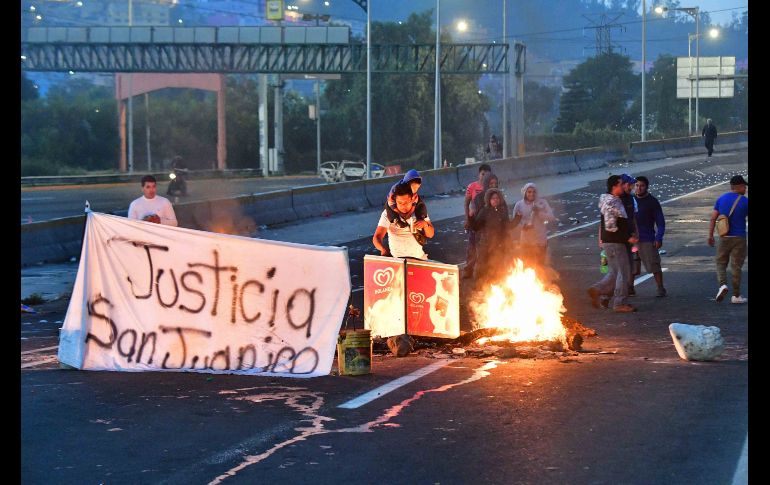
547,180,732,240
731,434,748,485
20,345,59,355
633,267,669,285
21,355,59,369
338,360,452,409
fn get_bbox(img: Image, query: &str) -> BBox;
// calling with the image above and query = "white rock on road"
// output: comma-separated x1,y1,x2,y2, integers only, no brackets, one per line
669,323,725,361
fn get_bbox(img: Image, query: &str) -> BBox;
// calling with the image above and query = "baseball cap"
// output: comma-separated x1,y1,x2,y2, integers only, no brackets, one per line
621,173,637,184
729,175,748,186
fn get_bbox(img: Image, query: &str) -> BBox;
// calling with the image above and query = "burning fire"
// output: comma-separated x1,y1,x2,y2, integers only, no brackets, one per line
475,259,567,345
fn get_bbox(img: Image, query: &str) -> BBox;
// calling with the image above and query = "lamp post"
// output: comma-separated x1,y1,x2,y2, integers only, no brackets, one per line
434,0,442,170
686,28,719,135
656,5,700,133
302,13,332,175
366,0,371,178
642,0,646,141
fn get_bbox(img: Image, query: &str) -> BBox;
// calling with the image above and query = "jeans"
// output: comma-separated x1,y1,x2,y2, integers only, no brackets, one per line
590,242,631,308
716,236,747,297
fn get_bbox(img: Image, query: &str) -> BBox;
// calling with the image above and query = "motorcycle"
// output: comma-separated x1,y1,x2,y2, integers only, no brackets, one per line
167,167,188,197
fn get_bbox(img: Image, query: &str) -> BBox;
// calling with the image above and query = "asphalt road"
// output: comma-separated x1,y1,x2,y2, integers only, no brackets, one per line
20,175,326,224
21,153,748,484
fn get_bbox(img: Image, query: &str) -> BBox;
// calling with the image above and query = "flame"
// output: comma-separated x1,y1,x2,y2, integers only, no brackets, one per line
474,259,567,344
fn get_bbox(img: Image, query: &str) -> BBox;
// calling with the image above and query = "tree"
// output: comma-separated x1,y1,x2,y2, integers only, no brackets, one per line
21,78,118,174
21,72,38,101
555,53,638,132
524,81,559,134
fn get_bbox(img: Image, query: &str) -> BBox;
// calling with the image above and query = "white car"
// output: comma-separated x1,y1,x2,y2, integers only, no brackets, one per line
319,161,342,183
339,160,366,180
370,163,386,178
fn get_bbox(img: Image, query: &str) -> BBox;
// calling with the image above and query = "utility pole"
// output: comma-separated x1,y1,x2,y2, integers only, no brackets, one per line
127,0,133,173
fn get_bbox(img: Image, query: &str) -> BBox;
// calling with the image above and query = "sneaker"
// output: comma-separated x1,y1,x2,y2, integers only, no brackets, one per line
628,286,636,297
656,287,667,297
613,304,637,313
715,285,729,302
731,295,748,304
587,287,601,308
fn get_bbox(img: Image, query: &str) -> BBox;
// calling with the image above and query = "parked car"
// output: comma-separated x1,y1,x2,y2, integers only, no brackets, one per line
370,163,386,178
319,161,342,183
320,160,387,182
339,160,366,180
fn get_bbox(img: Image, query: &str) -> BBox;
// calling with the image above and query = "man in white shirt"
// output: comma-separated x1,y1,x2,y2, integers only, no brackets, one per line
128,175,178,226
373,182,435,259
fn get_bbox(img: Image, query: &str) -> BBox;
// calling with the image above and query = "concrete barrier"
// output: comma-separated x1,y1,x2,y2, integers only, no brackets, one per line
714,131,748,152
291,181,370,219
663,136,701,158
574,147,610,171
457,162,486,190
237,189,298,227
21,215,85,266
629,140,669,162
363,174,403,207
508,151,580,180
174,200,212,231
417,166,463,197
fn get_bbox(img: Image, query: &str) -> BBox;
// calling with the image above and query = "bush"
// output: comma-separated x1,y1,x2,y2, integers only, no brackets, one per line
21,157,89,176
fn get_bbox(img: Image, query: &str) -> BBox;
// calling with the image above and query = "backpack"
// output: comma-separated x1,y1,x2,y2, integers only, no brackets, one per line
716,195,742,237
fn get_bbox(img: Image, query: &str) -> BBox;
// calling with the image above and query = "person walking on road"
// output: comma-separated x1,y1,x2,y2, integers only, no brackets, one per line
373,182,435,260
632,176,667,297
702,118,718,157
128,175,178,226
619,174,639,295
588,175,638,313
470,188,513,283
463,164,492,278
511,182,556,267
708,175,749,303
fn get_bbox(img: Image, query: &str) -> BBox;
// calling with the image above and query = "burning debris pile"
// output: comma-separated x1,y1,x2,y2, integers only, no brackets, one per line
374,259,598,360
373,315,596,360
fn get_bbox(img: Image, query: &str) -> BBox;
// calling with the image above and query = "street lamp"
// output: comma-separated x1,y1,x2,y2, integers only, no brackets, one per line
456,20,468,32
685,28,718,134
434,0,441,169
656,5,701,134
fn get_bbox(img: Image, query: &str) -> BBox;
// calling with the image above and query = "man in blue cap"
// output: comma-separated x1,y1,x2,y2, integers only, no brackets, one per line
708,175,748,303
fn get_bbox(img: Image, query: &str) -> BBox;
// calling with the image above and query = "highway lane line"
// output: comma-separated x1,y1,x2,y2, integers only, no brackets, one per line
548,180,731,240
633,267,669,285
21,355,59,369
20,345,59,355
338,360,452,409
731,433,748,485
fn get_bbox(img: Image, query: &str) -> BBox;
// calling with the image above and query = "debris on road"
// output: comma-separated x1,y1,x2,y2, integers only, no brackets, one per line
669,323,724,361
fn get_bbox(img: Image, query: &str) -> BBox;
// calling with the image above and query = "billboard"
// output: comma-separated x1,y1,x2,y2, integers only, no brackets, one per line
676,56,735,98
266,0,284,21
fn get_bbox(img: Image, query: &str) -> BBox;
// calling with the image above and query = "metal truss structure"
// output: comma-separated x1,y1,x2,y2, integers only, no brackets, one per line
21,42,509,74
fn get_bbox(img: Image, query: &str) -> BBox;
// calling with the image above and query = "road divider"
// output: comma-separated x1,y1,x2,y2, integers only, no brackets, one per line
20,134,746,266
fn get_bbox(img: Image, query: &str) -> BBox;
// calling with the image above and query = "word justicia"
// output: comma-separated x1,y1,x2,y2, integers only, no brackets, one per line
115,242,316,334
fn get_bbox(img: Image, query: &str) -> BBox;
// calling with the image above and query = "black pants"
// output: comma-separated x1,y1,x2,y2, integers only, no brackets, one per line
705,138,715,156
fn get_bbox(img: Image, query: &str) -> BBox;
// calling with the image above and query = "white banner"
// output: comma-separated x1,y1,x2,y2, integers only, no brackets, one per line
58,212,351,377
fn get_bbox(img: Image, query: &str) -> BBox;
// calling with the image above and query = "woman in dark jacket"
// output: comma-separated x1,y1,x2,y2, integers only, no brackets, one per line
470,188,514,283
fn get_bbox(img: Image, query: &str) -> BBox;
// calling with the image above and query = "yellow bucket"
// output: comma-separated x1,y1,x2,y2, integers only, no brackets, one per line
337,329,372,376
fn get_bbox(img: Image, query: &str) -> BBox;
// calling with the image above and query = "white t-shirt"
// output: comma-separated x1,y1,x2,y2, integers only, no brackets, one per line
128,195,178,226
377,210,429,259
